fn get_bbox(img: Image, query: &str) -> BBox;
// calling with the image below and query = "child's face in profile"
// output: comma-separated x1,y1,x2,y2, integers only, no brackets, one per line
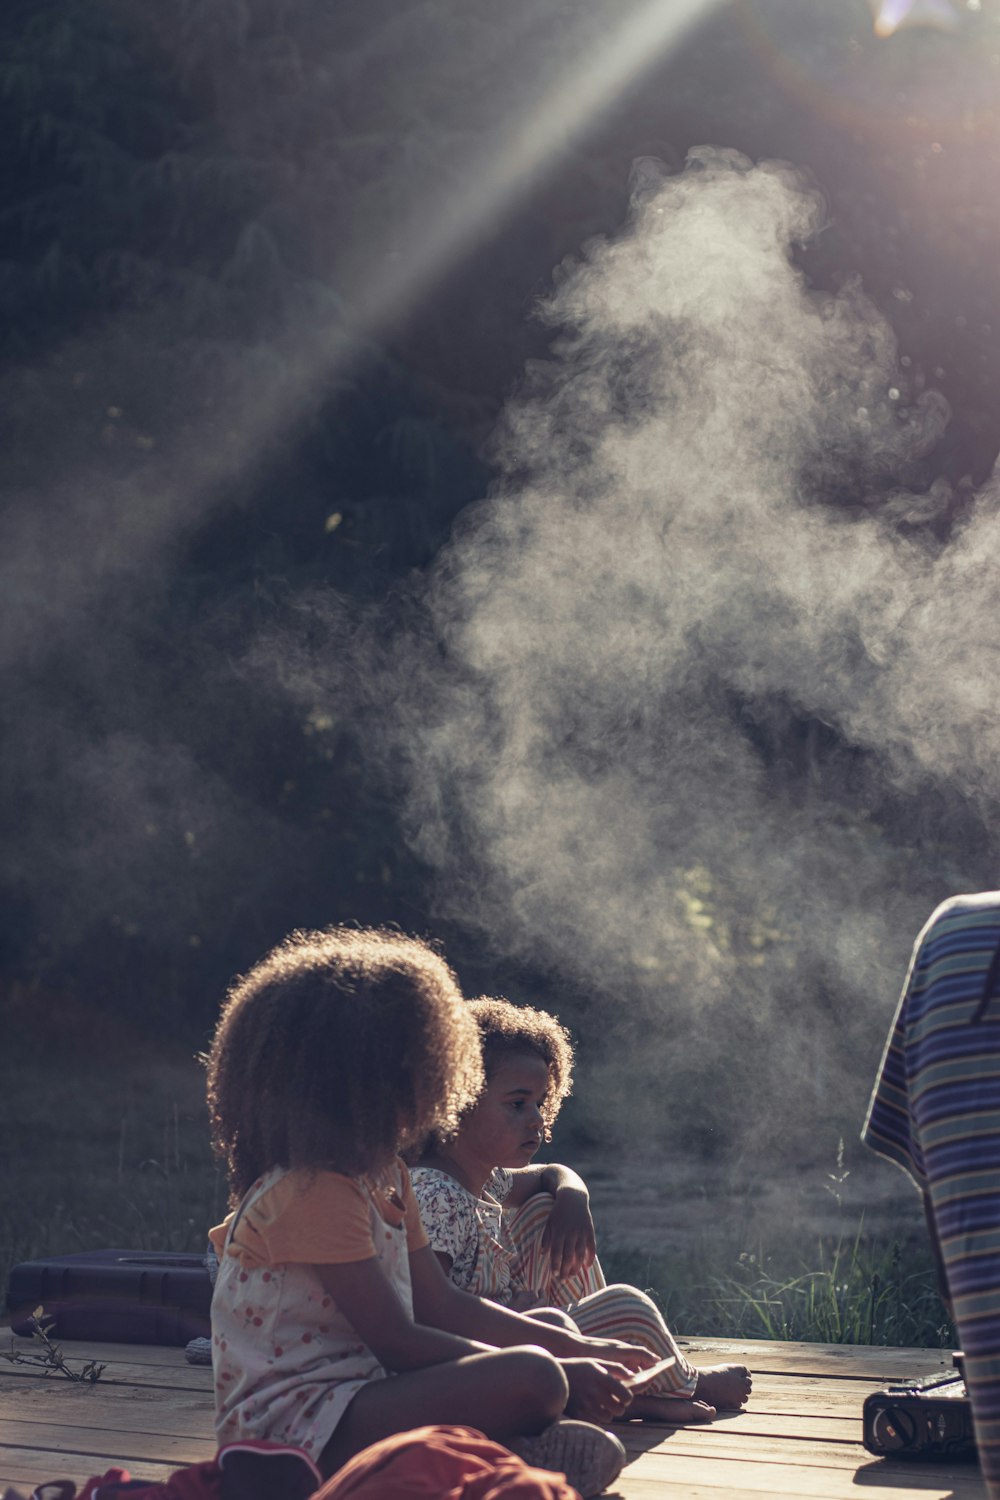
458,1050,550,1169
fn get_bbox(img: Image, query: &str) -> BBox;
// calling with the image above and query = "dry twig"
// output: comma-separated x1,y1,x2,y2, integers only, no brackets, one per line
1,1308,105,1383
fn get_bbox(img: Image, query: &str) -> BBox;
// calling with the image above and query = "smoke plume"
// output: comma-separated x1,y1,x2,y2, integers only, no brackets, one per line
368,147,997,1155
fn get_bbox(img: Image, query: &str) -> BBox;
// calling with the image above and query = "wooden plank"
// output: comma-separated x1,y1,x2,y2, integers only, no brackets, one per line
626,1439,984,1479
687,1338,947,1368
681,1338,955,1379
736,1373,924,1416
616,1458,986,1500
616,1476,984,1500
623,1429,884,1468
0,1341,214,1394
0,1417,214,1466
741,1373,962,1429
0,1362,213,1395
632,1377,890,1423
728,1392,869,1419
1,1336,205,1372
0,1446,182,1488
0,1383,215,1440
624,1411,857,1441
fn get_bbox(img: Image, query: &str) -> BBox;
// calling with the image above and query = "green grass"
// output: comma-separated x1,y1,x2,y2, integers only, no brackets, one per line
600,1142,954,1350
0,1032,954,1350
602,1231,954,1348
0,1031,224,1305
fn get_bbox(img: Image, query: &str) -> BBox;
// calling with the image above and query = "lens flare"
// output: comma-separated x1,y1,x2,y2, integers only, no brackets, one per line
737,1,985,151
869,0,962,37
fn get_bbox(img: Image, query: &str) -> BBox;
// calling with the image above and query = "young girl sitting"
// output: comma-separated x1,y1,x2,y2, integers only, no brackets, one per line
205,926,656,1495
412,997,752,1424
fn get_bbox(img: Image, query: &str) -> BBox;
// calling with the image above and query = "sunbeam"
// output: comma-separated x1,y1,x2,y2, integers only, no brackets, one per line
2,0,721,640
347,0,715,333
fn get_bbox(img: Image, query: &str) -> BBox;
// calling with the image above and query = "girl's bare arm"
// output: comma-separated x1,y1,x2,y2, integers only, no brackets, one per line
502,1162,589,1207
316,1256,490,1372
408,1245,647,1369
503,1165,597,1275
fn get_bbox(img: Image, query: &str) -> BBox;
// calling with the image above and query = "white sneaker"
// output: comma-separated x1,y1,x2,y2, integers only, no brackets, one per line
507,1419,626,1496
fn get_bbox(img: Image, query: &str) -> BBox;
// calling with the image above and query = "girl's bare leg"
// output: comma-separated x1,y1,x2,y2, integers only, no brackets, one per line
319,1346,568,1477
524,1307,577,1331
621,1366,751,1424
626,1393,716,1424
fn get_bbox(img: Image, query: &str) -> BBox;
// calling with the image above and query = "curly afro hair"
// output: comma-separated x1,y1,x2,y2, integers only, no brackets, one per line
466,996,575,1137
206,926,483,1203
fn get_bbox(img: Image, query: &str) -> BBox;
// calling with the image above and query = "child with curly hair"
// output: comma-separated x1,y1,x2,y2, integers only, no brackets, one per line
412,996,752,1424
205,927,654,1495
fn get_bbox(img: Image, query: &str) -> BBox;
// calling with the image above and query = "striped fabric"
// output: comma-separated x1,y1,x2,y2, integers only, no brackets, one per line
506,1195,699,1397
566,1284,698,1398
862,894,1000,1498
505,1193,609,1307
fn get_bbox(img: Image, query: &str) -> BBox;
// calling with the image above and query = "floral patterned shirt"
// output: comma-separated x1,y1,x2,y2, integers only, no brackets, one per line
410,1165,521,1304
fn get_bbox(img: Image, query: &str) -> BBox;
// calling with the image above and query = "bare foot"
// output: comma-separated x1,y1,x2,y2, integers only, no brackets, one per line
694,1364,751,1410
623,1394,716,1424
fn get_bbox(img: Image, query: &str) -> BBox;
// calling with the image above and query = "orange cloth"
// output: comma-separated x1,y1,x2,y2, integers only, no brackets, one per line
13,1432,578,1500
313,1425,581,1500
208,1162,428,1267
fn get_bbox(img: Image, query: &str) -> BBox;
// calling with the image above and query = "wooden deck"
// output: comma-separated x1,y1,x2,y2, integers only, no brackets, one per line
0,1331,987,1498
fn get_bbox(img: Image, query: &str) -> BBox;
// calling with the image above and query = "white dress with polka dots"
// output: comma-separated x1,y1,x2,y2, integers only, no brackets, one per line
211,1163,414,1459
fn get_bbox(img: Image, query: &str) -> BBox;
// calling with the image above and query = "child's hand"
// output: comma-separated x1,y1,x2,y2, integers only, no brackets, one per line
573,1337,654,1373
509,1288,547,1312
561,1358,633,1425
542,1187,597,1279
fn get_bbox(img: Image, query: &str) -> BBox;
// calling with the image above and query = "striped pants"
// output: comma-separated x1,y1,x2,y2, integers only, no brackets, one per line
862,896,1000,1499
506,1194,698,1398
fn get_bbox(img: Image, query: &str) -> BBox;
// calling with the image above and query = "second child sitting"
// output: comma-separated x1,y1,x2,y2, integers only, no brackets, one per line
412,997,752,1424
